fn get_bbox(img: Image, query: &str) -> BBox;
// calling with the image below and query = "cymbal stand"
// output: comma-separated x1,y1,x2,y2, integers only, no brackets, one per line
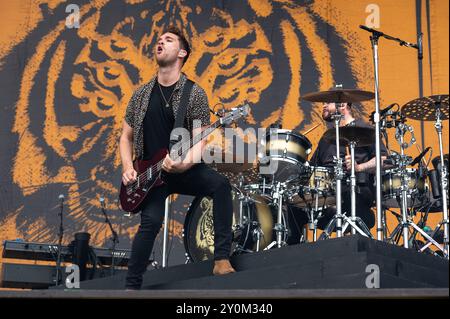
432,102,449,258
332,111,345,237
398,123,411,248
319,112,360,240
341,141,373,237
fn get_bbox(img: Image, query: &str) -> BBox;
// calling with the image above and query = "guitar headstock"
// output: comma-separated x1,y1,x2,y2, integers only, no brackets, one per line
219,104,250,126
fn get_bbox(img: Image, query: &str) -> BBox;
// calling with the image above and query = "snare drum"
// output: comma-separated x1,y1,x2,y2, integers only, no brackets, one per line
288,166,336,208
243,182,274,200
260,129,312,182
382,168,426,208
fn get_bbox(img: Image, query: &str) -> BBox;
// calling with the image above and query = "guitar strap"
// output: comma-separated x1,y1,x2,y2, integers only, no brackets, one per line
169,78,194,152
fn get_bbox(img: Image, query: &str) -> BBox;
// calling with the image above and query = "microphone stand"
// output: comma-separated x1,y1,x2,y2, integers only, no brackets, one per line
55,194,64,286
360,25,421,241
100,197,119,276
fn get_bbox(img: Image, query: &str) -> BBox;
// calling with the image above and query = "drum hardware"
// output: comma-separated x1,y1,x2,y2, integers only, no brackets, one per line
305,203,325,242
345,141,373,237
302,87,375,238
265,182,288,249
288,166,335,242
395,122,416,150
398,122,417,249
384,119,446,255
162,195,172,268
315,125,378,239
251,221,264,252
359,25,423,241
184,253,191,264
386,204,443,255
402,95,449,258
331,111,345,237
419,220,446,255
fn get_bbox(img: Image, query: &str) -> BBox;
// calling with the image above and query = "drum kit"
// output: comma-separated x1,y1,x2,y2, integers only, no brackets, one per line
183,91,449,263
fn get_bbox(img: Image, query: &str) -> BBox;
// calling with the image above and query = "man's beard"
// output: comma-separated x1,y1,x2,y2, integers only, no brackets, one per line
322,111,333,122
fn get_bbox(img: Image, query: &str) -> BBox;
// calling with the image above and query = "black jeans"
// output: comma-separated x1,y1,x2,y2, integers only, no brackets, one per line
287,185,376,244
125,163,233,289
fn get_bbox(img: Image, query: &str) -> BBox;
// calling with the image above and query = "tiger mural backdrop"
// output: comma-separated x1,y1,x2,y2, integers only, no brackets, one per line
0,0,448,268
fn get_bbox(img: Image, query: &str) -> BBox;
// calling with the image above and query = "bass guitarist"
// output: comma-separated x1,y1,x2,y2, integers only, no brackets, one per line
119,26,235,290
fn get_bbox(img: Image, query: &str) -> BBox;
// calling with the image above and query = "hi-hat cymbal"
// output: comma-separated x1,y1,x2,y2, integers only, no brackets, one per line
402,95,449,121
302,89,375,103
322,126,375,147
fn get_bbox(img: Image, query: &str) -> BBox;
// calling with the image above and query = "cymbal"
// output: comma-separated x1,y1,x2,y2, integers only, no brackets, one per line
211,162,255,174
302,89,375,103
322,126,375,147
211,163,260,186
402,95,449,121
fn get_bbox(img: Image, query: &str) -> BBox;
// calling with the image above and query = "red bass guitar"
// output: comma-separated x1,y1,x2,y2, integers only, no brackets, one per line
119,104,249,213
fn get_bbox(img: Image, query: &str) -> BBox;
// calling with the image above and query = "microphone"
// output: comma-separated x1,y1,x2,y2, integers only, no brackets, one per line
411,146,431,166
270,122,282,129
58,194,64,213
359,25,385,37
379,103,397,117
418,32,423,60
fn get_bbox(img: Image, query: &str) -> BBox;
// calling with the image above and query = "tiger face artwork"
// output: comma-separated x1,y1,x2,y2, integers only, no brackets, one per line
0,0,370,255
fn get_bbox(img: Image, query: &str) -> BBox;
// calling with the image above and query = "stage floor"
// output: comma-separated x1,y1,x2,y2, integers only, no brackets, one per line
0,288,448,299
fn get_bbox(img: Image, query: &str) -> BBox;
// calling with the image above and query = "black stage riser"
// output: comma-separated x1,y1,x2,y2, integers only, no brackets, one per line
146,253,445,289
0,263,128,289
71,236,448,290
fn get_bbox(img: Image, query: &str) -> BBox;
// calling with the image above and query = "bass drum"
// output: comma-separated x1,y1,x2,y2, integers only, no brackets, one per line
184,189,277,263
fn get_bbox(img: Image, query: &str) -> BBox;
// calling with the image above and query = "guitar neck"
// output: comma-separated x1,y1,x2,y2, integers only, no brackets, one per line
157,120,222,167
133,104,248,186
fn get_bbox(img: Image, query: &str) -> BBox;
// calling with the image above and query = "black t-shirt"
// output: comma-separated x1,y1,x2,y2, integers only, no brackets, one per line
142,83,176,160
310,119,388,183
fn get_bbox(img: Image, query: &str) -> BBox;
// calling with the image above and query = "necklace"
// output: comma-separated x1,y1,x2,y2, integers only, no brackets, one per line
158,81,177,108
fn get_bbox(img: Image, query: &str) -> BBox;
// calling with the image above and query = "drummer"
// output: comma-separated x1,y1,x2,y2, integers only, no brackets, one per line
288,101,388,241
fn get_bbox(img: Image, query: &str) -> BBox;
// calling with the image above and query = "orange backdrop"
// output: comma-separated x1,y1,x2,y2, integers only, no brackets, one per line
0,0,448,271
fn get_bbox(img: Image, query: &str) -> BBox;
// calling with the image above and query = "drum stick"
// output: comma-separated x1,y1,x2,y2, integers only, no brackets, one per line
302,124,320,136
345,146,350,170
